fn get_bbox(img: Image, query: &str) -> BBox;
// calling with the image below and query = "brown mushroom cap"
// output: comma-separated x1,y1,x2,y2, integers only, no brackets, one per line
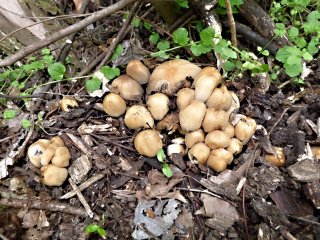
27,139,51,168
147,59,201,95
41,164,68,186
265,147,285,167
124,105,154,129
147,93,170,121
234,116,257,144
51,146,71,168
207,148,233,172
311,146,320,159
192,67,221,86
103,93,127,117
206,86,233,110
223,123,235,138
126,60,150,84
179,100,206,132
227,138,243,155
60,96,78,112
188,143,210,164
134,130,163,157
185,129,205,149
176,88,195,111
202,109,229,133
111,75,144,100
205,130,231,149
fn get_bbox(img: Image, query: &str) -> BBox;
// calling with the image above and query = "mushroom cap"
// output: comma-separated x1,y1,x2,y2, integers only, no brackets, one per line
124,105,154,129
207,148,233,172
27,139,51,168
179,100,206,132
41,164,68,186
167,144,185,156
147,93,170,120
192,67,221,86
227,138,243,155
126,60,150,84
176,88,195,111
51,146,71,168
265,147,285,167
223,123,235,138
40,144,58,166
111,75,144,100
147,59,201,95
206,86,233,110
234,116,257,144
50,136,65,147
60,96,78,112
134,130,163,157
103,93,127,117
311,146,320,159
205,130,231,149
188,143,210,165
202,109,229,133
185,129,205,149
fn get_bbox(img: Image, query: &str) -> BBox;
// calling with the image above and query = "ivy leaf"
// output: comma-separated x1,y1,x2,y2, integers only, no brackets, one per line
41,48,51,55
288,27,299,38
307,37,319,55
224,60,236,71
275,46,291,63
286,55,301,65
111,45,123,61
200,27,215,46
48,62,66,80
295,37,307,48
3,109,16,120
21,119,31,129
85,77,101,93
99,66,120,80
302,51,313,61
162,163,173,178
157,40,170,51
190,43,211,56
173,28,189,46
284,63,302,77
176,0,189,8
149,32,160,45
157,149,165,163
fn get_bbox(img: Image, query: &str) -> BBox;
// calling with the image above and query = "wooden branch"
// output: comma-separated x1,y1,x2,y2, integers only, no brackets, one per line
225,0,237,47
0,0,136,67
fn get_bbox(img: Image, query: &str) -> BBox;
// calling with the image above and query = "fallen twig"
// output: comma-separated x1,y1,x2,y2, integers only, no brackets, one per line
225,0,237,47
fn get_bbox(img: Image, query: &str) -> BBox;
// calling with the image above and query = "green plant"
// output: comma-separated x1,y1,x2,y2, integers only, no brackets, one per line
156,149,173,178
85,223,107,239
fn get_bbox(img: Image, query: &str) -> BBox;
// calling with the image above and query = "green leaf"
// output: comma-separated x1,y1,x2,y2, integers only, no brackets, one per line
111,45,123,61
302,51,313,61
173,28,189,46
151,51,170,59
143,22,152,31
43,55,54,65
149,32,160,45
157,149,165,162
190,43,211,56
275,23,285,30
100,66,120,80
214,41,237,59
286,46,301,55
307,37,319,55
97,228,107,238
175,0,189,8
288,27,299,38
0,70,11,81
295,37,307,48
3,109,16,119
284,63,302,77
162,164,173,178
195,21,204,32
21,119,31,129
85,224,99,233
157,40,170,51
224,60,236,71
286,55,301,65
48,62,66,80
275,46,291,63
85,77,101,92
41,48,51,55
200,27,215,46
132,17,140,28
23,61,45,72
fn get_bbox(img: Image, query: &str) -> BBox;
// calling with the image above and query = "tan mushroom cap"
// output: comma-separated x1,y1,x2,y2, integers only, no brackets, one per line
50,136,65,147
206,86,233,110
205,130,231,149
235,116,257,144
179,100,206,132
147,93,170,121
185,129,205,149
51,146,71,168
134,129,163,157
147,59,201,95
265,147,285,167
167,144,185,156
111,75,144,100
188,143,210,165
60,96,78,112
126,60,150,84
103,93,127,117
176,88,195,111
40,144,58,166
227,138,243,155
223,123,235,138
41,164,68,186
27,139,51,168
124,105,154,129
207,148,233,172
202,109,229,133
311,146,320,159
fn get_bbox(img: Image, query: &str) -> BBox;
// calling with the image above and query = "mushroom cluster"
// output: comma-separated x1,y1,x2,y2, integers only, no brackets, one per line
27,136,70,186
104,59,257,172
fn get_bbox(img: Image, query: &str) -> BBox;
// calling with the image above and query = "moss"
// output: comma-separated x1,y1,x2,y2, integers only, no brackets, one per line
24,0,59,15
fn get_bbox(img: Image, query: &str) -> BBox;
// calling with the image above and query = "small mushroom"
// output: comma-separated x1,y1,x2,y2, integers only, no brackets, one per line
206,86,233,110
176,88,195,111
194,67,222,102
51,147,71,168
147,93,170,120
103,93,127,117
124,105,154,129
167,144,185,157
265,147,285,167
147,59,201,95
205,130,230,149
27,139,51,167
223,123,235,138
41,164,68,186
311,146,320,159
60,96,78,112
50,136,65,147
111,75,144,100
185,129,205,149
202,109,229,133
235,116,257,144
134,130,163,157
207,148,233,172
126,60,150,84
40,144,58,166
179,100,206,132
227,138,243,155
188,143,210,164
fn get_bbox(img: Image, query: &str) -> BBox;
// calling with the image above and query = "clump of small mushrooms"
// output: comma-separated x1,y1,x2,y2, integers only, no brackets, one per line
101,59,257,172
27,136,70,186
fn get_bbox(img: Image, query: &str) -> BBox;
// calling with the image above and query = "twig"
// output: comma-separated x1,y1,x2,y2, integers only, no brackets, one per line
225,0,237,47
175,187,221,198
68,178,94,218
0,0,136,67
267,107,289,137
